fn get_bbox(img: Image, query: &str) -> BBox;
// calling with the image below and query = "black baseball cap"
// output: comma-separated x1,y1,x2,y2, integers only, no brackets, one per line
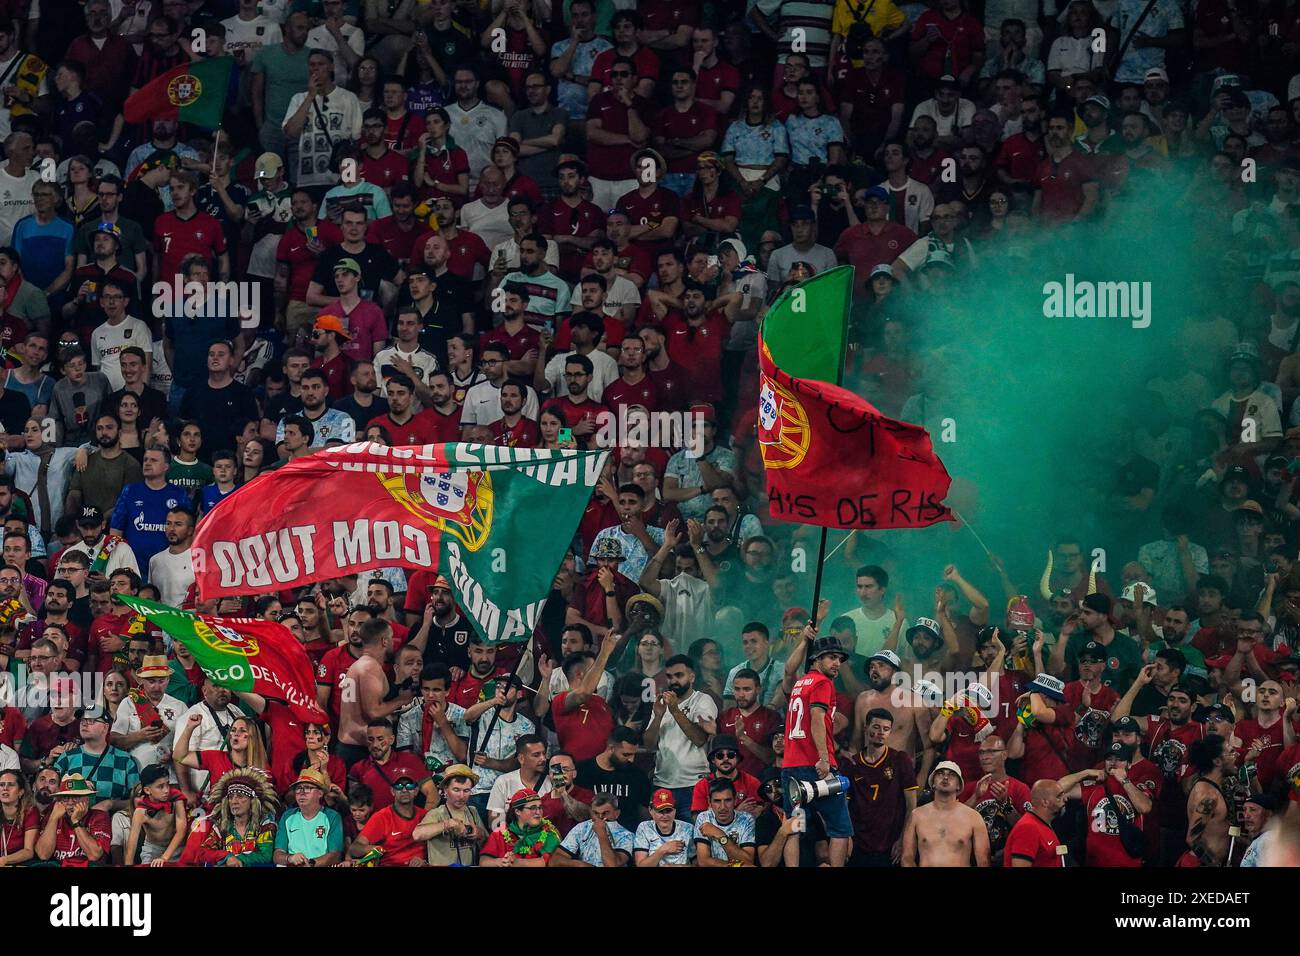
76,506,104,527
1112,716,1141,735
1077,641,1106,663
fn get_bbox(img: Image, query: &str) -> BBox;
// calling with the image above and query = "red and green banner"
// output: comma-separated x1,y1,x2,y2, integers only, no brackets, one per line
759,266,954,529
117,595,327,724
123,56,233,128
192,442,608,644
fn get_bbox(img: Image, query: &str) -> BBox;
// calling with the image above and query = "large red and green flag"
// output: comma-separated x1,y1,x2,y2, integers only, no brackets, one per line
123,56,233,128
192,442,608,644
758,265,954,529
116,595,327,724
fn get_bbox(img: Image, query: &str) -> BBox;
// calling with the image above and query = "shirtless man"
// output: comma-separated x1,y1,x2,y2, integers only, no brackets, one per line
850,650,934,774
338,619,414,764
1184,734,1232,866
123,765,187,865
901,760,990,866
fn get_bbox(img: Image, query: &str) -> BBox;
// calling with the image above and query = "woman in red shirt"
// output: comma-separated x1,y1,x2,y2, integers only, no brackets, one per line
173,713,270,801
0,769,39,866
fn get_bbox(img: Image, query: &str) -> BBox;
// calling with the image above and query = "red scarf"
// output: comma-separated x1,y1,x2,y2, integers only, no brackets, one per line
0,273,21,315
129,688,162,727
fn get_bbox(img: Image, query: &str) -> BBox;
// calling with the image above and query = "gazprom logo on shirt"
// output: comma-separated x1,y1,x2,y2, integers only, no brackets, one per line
132,514,166,533
151,274,261,329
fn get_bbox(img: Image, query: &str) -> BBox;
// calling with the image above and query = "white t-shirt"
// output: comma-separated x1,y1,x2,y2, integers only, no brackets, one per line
460,379,539,428
221,14,283,63
150,339,173,397
282,87,363,188
910,99,977,139
176,699,245,793
459,199,512,251
634,818,695,864
373,344,439,395
91,317,152,390
148,547,195,607
64,536,140,575
542,348,618,402
845,606,899,658
486,769,554,830
652,689,717,788
112,693,186,780
443,101,508,188
303,23,365,86
0,742,17,771
574,274,641,317
0,165,38,245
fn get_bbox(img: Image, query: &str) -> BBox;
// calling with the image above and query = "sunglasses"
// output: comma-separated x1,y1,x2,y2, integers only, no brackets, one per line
392,780,418,791
713,750,739,759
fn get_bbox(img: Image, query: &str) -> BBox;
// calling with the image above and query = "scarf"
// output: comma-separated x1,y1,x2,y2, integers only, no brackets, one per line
503,818,560,857
0,272,21,315
140,785,184,817
90,534,124,574
33,445,53,538
128,687,162,727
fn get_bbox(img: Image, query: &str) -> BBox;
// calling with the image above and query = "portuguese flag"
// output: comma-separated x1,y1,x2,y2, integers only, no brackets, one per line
191,443,608,645
123,56,233,128
116,595,327,724
758,265,954,529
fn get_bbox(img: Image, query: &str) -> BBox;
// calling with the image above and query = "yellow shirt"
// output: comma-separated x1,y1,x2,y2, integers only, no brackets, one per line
7,53,47,118
831,0,906,39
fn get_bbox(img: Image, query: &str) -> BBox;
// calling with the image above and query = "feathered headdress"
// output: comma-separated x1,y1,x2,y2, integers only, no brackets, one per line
210,767,278,833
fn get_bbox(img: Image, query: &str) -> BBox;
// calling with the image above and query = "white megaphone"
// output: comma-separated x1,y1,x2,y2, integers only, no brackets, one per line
785,773,851,807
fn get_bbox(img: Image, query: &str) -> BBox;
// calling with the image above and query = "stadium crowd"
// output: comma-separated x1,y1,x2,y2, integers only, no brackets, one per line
0,0,1296,868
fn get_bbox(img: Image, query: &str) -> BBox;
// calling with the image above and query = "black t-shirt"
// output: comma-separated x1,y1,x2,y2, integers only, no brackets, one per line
425,614,473,671
311,242,401,299
334,394,389,432
418,274,475,367
179,380,260,462
0,389,32,433
425,22,479,71
264,392,304,426
106,386,169,430
575,758,652,831
121,181,164,232
754,806,824,867
1130,683,1168,719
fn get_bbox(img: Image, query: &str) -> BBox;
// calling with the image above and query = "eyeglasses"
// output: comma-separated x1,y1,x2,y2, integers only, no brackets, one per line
713,750,739,759
609,71,631,78
96,190,118,198
480,359,502,367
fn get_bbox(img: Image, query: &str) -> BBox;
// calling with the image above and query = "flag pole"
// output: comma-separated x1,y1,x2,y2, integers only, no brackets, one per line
464,651,526,774
805,268,854,636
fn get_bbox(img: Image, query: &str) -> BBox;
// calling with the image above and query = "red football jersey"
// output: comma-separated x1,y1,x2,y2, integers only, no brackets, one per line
1082,778,1143,867
664,312,727,403
154,209,227,280
602,373,658,415
361,149,410,191
359,804,426,865
553,690,614,762
349,752,429,811
784,670,837,768
366,409,450,446
1003,811,1060,867
718,706,782,778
